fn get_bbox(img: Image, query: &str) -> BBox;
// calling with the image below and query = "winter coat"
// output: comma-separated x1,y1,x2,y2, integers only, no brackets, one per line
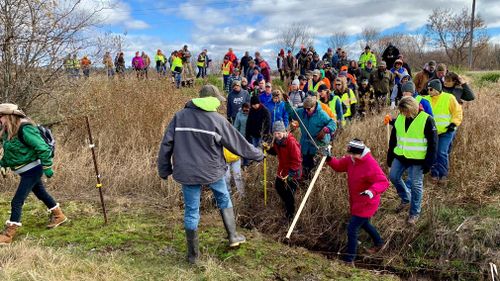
267,134,302,179
283,55,297,72
382,44,400,68
227,89,250,120
413,69,433,93
442,84,475,104
259,92,274,110
132,56,144,70
157,97,263,185
327,149,389,218
267,100,289,128
234,110,248,136
370,70,394,94
0,123,53,170
285,102,336,155
245,104,271,140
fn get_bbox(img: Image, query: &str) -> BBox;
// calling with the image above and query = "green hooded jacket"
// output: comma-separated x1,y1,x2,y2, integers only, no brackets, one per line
0,124,53,169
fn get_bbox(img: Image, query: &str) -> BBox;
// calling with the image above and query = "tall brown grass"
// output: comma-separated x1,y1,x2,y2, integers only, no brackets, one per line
0,75,498,278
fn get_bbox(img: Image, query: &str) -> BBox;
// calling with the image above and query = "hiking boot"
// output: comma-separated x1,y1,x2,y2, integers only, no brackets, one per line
47,204,68,229
220,207,246,247
407,215,420,226
395,202,410,213
0,221,21,245
185,229,199,265
366,245,383,255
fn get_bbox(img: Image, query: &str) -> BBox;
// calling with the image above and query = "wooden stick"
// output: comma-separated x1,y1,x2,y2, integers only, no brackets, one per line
263,149,267,206
286,147,330,239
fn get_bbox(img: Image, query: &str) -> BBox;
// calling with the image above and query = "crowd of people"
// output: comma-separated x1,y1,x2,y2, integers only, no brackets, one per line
8,42,475,267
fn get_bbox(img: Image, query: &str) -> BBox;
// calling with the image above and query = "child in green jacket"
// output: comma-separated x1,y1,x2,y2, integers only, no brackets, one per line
0,103,67,245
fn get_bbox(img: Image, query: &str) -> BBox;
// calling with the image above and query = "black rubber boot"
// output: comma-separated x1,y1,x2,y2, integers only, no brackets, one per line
185,229,199,265
220,207,246,247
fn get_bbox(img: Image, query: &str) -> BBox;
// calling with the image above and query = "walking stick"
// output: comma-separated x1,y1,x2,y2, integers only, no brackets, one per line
85,116,108,224
263,149,267,206
286,145,331,239
386,123,390,146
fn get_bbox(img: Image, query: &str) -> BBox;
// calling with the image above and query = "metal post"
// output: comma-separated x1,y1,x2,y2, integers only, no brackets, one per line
468,0,476,70
85,116,108,224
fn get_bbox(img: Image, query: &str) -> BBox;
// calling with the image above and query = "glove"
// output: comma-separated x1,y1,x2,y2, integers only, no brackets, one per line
446,123,457,133
316,127,329,141
360,190,374,199
43,167,54,178
1,167,7,178
383,114,392,125
390,101,396,110
262,142,271,151
320,145,332,157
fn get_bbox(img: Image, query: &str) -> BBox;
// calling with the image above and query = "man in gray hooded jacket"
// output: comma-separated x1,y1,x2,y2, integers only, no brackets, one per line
158,84,263,265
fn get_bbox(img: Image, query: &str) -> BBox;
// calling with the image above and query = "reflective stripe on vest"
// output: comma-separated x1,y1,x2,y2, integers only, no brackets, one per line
308,80,324,93
342,89,356,117
393,111,429,160
222,62,232,75
425,93,453,134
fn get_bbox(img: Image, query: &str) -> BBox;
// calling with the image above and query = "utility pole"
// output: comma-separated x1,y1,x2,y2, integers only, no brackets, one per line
468,0,476,70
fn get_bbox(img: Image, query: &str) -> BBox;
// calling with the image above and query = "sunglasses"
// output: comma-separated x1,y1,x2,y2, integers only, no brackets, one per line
242,110,249,113
335,84,342,86
304,107,313,111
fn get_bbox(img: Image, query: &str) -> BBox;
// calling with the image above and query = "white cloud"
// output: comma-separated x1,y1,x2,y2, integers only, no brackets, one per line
125,20,150,30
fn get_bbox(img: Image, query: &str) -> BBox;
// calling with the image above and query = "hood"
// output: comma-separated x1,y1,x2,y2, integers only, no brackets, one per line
189,97,220,112
351,147,372,163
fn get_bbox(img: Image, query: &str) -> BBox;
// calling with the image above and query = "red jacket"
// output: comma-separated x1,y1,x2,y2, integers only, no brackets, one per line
327,150,389,218
269,134,302,179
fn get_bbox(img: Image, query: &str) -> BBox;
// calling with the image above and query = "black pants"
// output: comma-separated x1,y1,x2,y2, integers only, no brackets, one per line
10,165,57,223
275,177,298,219
196,66,206,78
302,154,316,180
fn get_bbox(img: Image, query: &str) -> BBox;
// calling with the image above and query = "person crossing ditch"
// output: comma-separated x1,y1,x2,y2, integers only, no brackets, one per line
0,103,67,245
157,84,264,265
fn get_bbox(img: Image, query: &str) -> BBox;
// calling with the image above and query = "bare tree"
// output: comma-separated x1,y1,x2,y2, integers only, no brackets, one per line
427,7,489,66
327,31,348,50
277,23,315,54
359,27,380,50
94,31,127,65
0,0,105,109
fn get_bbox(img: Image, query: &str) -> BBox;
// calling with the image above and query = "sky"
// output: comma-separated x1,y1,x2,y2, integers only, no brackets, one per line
92,0,500,66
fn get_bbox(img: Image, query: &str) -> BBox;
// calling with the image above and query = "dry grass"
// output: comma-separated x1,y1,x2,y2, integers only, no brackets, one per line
0,75,498,279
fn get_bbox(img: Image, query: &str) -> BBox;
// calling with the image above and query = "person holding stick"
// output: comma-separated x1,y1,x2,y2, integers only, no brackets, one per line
263,121,302,220
326,139,389,264
157,85,264,265
0,103,67,245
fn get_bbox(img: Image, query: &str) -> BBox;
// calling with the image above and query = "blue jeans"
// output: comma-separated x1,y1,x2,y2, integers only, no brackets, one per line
251,137,261,148
431,131,456,179
182,177,232,230
174,72,182,88
10,165,57,223
223,75,229,91
345,215,383,262
389,158,424,216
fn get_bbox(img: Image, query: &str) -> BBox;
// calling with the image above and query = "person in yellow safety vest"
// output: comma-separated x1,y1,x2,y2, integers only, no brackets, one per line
223,148,244,196
386,97,437,225
221,56,233,93
196,51,207,79
318,84,344,127
333,77,357,121
423,79,462,186
306,69,325,94
359,45,377,69
71,54,80,78
170,51,183,89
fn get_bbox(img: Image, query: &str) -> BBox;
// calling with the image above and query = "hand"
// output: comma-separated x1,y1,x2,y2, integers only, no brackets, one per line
446,123,457,133
390,101,396,110
0,167,7,178
290,120,299,130
262,142,271,151
43,167,54,178
360,190,374,199
283,93,289,101
320,145,332,157
383,114,392,125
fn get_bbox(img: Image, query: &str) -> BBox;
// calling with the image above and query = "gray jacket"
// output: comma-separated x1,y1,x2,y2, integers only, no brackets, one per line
158,99,263,185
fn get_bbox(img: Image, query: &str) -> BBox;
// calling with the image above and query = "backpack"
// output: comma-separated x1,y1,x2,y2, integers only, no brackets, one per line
18,123,56,157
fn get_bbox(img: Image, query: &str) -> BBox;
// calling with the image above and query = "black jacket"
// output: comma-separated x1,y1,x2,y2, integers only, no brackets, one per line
387,112,438,171
245,104,271,140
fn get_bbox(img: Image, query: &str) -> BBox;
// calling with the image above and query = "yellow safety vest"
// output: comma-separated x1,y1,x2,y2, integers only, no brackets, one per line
197,55,206,67
171,56,183,72
342,89,357,118
222,61,232,75
308,80,324,93
326,95,341,121
394,111,429,160
424,92,453,134
359,52,377,68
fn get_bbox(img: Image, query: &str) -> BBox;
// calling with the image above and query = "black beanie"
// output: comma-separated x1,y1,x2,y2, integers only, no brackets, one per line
427,79,442,92
250,95,260,105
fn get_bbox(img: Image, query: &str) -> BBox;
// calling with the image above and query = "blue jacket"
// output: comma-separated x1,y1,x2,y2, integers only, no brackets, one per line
234,109,248,136
267,100,289,128
227,89,250,120
259,92,273,109
413,93,433,116
286,102,336,155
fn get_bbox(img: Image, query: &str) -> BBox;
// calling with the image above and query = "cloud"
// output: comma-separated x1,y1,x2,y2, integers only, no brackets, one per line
88,0,151,30
125,20,150,30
